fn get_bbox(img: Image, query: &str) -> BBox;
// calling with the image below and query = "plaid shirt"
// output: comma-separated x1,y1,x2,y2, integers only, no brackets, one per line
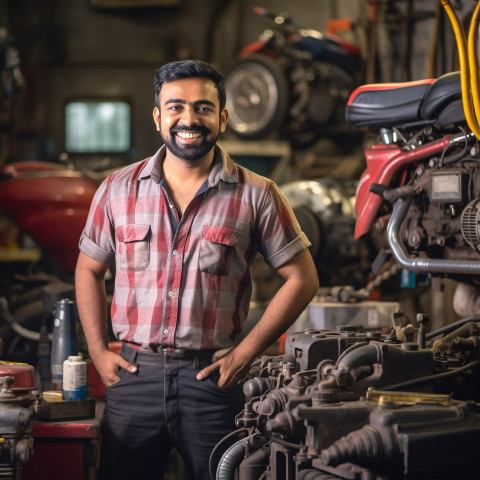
79,145,310,351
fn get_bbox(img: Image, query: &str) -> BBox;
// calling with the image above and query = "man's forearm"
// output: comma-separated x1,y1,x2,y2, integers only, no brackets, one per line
197,261,318,388
237,273,318,361
75,257,110,359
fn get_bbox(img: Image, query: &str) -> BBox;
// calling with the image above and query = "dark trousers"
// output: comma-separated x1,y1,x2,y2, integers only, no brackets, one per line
98,344,245,480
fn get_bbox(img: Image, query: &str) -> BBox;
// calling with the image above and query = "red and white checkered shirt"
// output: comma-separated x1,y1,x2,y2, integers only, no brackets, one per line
79,145,310,351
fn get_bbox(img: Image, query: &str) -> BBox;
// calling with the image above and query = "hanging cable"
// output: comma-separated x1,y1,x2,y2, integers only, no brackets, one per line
467,0,480,126
440,0,480,139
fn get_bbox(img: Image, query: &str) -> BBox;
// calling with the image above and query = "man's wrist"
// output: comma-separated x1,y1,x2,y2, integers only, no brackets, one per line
88,343,110,360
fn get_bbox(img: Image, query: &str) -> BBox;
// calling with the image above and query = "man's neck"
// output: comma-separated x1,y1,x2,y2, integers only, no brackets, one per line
162,148,214,214
163,148,214,182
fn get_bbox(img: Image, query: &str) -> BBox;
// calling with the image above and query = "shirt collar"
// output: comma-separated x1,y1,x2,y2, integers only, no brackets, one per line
138,144,239,186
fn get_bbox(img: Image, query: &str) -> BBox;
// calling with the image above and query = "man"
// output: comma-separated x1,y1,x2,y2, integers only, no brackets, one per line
75,59,319,480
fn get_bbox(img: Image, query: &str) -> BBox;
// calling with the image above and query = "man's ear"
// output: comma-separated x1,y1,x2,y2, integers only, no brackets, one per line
153,107,160,131
220,108,228,133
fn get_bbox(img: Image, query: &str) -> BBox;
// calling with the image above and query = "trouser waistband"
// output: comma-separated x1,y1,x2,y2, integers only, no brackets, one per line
121,342,217,365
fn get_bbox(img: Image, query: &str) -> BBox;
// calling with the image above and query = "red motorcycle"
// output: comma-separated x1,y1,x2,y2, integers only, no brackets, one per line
224,6,363,145
347,70,480,284
347,0,480,289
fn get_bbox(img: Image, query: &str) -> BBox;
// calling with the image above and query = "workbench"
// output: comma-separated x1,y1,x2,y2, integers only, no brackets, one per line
22,410,102,480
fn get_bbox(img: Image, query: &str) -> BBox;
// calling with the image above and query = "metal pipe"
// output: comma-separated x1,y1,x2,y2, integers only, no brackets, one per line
386,198,480,274
336,344,380,371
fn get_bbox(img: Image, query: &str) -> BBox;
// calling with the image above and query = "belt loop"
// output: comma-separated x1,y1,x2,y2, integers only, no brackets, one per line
131,350,138,367
123,344,139,366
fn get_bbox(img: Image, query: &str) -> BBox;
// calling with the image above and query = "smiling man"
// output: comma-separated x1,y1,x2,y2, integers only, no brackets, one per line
75,60,319,480
156,77,223,162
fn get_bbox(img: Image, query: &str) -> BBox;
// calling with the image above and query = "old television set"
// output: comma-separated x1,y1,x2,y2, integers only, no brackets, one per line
64,99,131,154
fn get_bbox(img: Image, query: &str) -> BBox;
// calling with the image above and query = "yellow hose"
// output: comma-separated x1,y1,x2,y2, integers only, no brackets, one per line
467,0,480,125
440,0,480,139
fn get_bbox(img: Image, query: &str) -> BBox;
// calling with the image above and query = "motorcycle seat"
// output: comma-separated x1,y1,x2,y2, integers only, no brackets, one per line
420,71,463,123
346,79,435,128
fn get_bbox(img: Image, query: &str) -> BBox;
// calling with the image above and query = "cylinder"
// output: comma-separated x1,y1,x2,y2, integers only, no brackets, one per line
50,299,78,390
63,356,87,401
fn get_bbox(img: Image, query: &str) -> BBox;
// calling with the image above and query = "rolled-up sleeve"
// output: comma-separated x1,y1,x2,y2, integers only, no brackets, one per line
256,181,311,269
78,177,116,265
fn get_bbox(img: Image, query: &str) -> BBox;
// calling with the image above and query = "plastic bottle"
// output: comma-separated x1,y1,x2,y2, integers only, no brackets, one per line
63,355,87,401
50,299,78,391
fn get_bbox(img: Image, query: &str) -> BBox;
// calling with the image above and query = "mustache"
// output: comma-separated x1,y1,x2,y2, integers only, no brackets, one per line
170,125,211,135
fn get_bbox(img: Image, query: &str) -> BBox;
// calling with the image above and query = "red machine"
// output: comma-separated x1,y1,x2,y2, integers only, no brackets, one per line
346,71,480,278
0,362,42,478
0,161,98,274
0,160,105,365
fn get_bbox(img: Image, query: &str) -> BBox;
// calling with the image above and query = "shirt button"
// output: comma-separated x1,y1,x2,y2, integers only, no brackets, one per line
169,204,174,208
173,250,177,256
163,329,168,335
168,291,173,297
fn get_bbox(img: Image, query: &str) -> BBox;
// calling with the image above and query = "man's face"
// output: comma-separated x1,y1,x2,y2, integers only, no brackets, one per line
153,77,228,162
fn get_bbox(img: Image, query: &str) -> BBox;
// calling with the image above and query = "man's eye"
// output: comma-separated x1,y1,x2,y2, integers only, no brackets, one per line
197,106,213,113
168,105,182,112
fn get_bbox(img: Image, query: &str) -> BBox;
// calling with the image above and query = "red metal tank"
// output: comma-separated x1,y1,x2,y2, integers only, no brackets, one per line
0,161,98,273
0,362,37,392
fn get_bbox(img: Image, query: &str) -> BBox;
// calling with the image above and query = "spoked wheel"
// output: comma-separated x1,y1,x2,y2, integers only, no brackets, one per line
224,54,289,140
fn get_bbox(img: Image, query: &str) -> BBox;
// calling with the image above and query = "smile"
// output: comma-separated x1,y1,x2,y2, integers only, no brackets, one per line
176,131,202,139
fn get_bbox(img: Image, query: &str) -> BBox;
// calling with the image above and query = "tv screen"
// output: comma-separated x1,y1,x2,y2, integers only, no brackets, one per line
65,100,131,153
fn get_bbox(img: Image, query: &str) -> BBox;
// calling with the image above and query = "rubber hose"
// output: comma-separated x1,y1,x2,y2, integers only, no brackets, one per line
216,434,258,480
0,297,52,341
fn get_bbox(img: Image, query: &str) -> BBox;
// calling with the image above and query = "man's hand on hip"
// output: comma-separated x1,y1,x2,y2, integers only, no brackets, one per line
92,349,137,387
196,347,251,389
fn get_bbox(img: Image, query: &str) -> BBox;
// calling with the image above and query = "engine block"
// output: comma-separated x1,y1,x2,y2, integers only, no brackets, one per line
214,318,480,480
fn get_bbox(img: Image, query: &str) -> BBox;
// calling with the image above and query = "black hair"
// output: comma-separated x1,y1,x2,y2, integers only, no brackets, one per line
154,60,226,111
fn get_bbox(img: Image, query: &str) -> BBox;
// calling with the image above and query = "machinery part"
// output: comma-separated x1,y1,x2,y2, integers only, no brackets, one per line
0,282,76,367
224,54,289,139
0,368,43,480
365,389,452,407
215,315,480,479
209,427,250,479
297,470,338,480
281,179,372,289
0,298,47,343
216,433,260,480
322,402,480,478
387,195,480,274
461,197,480,252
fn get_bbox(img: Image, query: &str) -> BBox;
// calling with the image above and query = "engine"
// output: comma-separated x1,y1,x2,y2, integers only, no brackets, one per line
0,363,42,479
359,122,480,281
400,140,480,263
214,314,480,479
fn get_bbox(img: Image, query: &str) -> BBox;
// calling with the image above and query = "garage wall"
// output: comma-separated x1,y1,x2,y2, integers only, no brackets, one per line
4,0,478,165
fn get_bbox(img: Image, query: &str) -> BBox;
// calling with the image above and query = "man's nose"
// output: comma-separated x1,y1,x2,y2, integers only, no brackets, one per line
179,105,197,125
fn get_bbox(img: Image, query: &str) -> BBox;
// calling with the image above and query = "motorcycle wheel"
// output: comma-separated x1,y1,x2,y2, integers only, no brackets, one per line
224,54,289,140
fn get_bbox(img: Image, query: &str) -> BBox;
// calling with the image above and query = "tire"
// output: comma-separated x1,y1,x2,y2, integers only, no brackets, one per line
224,54,289,140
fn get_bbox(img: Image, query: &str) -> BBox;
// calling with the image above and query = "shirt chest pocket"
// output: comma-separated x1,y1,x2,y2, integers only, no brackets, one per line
116,224,151,271
199,226,239,276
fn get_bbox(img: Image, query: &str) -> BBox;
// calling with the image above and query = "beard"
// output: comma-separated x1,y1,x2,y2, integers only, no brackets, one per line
160,125,218,161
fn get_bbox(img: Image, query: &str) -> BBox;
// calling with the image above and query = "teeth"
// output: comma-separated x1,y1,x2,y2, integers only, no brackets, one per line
177,131,201,139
